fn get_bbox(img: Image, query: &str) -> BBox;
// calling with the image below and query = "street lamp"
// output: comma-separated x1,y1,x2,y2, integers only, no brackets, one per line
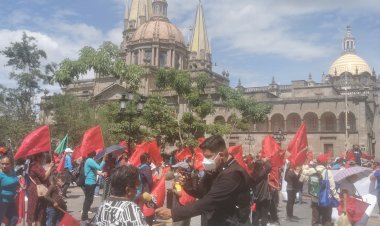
245,134,255,155
119,92,146,154
272,129,287,144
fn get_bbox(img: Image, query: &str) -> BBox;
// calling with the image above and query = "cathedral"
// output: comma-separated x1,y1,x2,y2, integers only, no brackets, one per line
60,0,380,158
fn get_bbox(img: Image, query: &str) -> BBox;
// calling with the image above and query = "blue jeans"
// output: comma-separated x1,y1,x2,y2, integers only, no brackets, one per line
94,175,103,196
0,202,18,226
46,207,63,226
377,189,380,213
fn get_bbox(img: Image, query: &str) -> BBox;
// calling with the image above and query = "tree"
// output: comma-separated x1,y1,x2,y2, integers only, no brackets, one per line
54,41,144,92
217,85,272,142
0,32,55,146
156,69,225,148
47,94,96,145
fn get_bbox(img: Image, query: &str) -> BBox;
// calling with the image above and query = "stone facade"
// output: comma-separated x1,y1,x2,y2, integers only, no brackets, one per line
59,1,379,158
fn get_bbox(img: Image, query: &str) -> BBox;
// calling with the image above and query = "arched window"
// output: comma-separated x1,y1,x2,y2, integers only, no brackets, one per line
303,112,318,132
271,114,285,132
286,113,301,132
256,118,268,132
214,116,225,124
321,112,336,132
338,112,356,132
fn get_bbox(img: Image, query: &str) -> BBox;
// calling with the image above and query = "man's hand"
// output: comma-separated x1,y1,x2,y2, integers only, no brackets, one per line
155,207,172,220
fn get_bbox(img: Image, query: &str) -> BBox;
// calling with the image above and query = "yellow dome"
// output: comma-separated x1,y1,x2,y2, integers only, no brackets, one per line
328,53,372,76
131,19,185,45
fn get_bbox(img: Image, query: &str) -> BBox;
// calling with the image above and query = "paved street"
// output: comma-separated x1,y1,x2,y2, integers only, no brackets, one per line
66,186,380,225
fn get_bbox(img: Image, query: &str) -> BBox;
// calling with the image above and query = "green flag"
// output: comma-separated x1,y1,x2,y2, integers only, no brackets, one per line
54,134,68,154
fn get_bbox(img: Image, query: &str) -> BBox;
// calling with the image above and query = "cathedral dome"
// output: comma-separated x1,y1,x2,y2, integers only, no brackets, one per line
131,19,185,45
328,53,372,76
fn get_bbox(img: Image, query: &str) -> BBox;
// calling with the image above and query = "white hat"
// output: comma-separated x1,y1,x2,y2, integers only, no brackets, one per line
64,148,74,153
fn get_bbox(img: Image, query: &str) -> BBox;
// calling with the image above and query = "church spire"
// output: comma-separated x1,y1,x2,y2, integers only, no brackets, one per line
124,0,130,30
127,0,152,29
189,1,212,71
342,25,356,54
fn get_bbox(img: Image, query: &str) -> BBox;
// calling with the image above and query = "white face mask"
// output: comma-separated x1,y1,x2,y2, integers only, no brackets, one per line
202,157,216,171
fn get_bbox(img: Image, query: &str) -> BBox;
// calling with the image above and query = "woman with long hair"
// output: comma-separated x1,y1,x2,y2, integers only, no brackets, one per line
27,153,55,226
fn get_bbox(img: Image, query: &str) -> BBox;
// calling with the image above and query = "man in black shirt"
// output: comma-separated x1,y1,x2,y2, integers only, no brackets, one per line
155,135,251,226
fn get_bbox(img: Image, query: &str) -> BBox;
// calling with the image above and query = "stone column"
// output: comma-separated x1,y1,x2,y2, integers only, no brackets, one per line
268,120,272,132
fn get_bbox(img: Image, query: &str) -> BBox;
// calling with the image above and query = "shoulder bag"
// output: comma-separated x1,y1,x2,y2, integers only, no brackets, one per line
29,175,48,197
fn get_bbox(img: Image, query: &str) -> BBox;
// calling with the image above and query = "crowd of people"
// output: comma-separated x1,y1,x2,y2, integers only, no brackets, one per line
0,137,380,226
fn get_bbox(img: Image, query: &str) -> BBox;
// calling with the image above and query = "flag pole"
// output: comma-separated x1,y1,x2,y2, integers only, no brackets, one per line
48,125,55,166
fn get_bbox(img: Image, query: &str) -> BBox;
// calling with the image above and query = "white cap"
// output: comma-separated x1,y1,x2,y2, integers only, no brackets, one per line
64,148,74,153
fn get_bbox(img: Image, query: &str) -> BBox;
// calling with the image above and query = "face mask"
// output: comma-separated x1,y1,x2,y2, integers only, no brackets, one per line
202,157,216,171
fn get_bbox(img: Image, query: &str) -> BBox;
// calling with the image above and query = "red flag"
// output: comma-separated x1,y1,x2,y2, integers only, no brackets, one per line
346,150,355,161
179,190,196,206
338,196,370,223
72,144,82,160
176,147,192,161
56,153,66,172
197,137,205,145
268,167,281,190
129,142,150,166
260,135,280,158
14,125,51,160
142,167,169,217
59,212,81,226
250,203,257,212
361,151,374,160
228,145,250,174
77,126,104,158
287,123,308,168
193,147,205,171
119,140,129,153
17,177,26,224
148,140,163,166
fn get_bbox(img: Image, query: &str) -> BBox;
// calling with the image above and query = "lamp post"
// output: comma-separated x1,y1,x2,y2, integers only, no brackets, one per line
272,129,287,146
119,92,145,154
245,133,255,155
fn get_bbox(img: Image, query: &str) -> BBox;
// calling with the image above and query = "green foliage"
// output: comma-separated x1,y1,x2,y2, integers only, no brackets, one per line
217,85,272,125
195,72,209,93
48,94,96,145
172,71,192,96
141,96,179,145
1,32,55,122
193,99,215,119
53,42,144,92
206,123,232,136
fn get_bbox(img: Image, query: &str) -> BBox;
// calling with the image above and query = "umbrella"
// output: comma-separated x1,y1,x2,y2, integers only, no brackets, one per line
333,166,372,183
95,145,127,161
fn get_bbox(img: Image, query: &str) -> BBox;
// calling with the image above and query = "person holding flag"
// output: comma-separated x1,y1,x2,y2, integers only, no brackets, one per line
155,135,252,226
0,156,19,226
28,153,55,226
62,148,74,198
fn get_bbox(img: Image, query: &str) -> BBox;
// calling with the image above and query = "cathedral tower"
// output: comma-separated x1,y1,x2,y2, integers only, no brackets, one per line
122,0,153,46
189,1,212,71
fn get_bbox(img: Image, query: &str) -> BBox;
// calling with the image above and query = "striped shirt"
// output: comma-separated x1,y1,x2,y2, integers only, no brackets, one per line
94,197,149,226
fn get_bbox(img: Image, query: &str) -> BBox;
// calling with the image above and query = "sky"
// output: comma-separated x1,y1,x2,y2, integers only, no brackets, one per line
1,0,380,94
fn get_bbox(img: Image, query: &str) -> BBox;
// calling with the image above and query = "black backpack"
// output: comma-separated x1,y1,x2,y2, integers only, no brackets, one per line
75,161,85,187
